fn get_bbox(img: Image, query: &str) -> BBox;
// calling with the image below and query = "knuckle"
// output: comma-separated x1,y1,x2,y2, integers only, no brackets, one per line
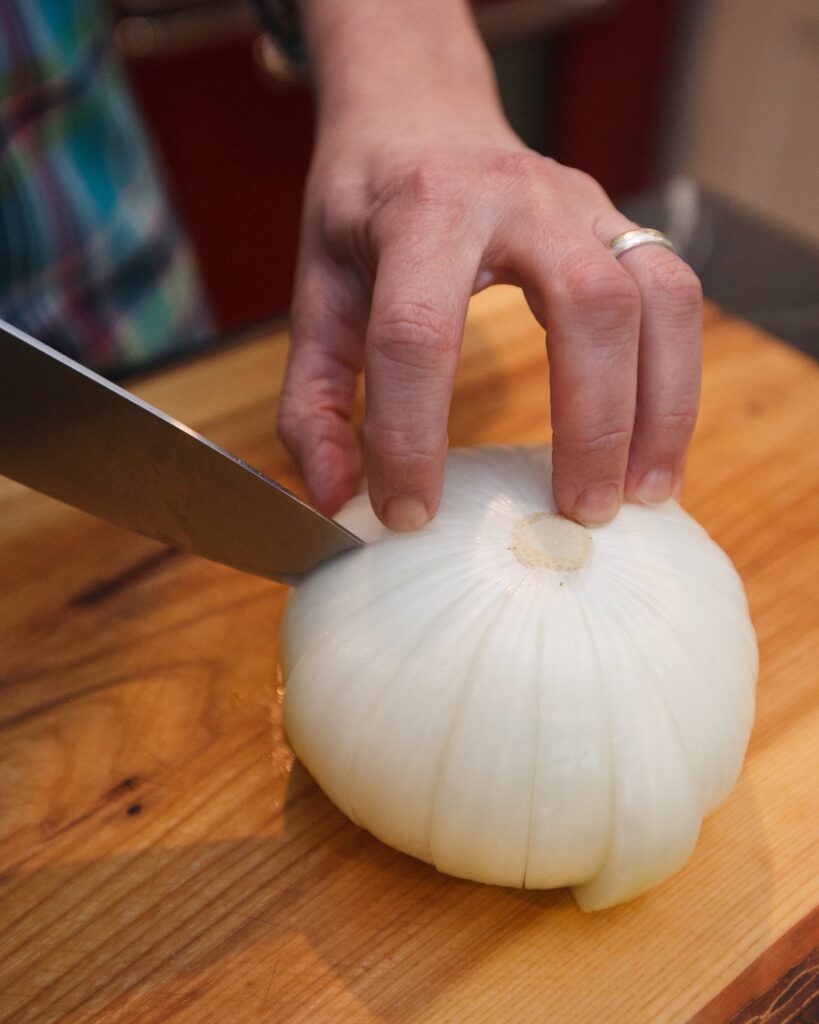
370,301,457,371
373,157,461,218
488,152,611,211
401,162,453,207
277,377,347,444
649,405,698,443
367,156,474,248
276,405,302,451
563,425,632,460
561,255,641,324
488,151,564,210
563,165,610,204
277,387,313,442
645,258,703,310
363,420,445,465
490,149,549,185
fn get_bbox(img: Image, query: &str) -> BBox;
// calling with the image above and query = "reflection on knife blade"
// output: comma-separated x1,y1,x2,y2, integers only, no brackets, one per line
0,318,363,584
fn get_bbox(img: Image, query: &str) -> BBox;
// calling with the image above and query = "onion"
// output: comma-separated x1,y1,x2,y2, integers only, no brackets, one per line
281,446,758,910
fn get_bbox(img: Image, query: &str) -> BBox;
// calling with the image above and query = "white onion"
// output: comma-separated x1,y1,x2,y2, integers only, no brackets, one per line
280,445,758,910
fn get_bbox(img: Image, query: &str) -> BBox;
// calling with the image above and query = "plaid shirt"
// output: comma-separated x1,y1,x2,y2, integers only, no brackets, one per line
0,0,212,373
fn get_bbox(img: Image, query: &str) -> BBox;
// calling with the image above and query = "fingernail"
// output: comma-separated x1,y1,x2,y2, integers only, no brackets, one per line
572,482,620,526
382,496,430,532
635,467,674,505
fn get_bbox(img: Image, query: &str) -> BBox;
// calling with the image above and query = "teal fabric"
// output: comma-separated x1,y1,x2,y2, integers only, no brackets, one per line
0,0,213,372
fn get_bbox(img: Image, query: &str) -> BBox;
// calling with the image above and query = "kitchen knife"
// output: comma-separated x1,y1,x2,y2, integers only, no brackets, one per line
0,319,363,583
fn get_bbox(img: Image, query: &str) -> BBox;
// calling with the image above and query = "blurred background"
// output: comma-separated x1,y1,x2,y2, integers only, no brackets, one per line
110,0,819,355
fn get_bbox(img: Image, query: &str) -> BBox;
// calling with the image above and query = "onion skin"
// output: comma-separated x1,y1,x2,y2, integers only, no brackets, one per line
281,445,758,911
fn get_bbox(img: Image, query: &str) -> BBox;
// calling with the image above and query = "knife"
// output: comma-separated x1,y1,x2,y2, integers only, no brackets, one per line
0,319,363,583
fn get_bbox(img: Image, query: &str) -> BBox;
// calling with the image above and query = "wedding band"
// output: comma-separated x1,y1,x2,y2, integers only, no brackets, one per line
608,228,677,259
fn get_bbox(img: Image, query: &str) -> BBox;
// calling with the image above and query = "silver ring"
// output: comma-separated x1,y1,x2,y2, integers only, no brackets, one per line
608,227,677,259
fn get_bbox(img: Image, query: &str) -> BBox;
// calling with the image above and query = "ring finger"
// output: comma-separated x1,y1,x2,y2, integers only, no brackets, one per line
593,213,703,505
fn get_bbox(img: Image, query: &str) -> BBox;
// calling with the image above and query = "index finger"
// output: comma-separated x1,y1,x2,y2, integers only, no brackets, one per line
364,234,481,530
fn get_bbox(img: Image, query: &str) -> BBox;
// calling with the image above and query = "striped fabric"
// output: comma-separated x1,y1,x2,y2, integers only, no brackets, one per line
0,0,213,373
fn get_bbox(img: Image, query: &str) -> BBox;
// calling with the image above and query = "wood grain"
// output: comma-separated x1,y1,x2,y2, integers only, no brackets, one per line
689,906,819,1023
0,288,817,1024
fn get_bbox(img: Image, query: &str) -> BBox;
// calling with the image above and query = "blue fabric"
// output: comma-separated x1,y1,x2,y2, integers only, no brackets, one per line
0,0,213,372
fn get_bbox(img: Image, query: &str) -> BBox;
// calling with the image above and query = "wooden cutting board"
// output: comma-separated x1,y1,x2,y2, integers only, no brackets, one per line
0,287,816,1024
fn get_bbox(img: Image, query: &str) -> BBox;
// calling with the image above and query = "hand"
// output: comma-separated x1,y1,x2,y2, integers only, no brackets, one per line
278,2,702,531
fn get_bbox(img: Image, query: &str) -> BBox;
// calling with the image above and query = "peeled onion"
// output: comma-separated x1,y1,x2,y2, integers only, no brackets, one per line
280,445,758,910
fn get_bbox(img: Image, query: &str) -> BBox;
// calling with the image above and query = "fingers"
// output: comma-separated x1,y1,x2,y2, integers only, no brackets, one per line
500,205,701,525
503,225,642,525
548,246,643,524
613,245,702,505
277,257,368,516
364,233,481,530
285,148,701,533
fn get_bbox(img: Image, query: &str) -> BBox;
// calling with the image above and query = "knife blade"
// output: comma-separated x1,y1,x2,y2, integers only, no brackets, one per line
0,319,363,583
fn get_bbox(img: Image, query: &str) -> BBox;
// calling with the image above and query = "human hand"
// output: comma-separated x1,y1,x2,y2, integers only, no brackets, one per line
278,2,702,531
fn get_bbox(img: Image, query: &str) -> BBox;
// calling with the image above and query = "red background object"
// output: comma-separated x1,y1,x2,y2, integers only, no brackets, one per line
553,0,678,198
124,35,315,334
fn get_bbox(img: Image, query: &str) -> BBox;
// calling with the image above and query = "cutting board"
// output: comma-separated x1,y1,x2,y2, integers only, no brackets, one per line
0,287,817,1024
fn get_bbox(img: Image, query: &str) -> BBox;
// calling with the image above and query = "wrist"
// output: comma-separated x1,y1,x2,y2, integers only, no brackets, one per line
302,0,502,129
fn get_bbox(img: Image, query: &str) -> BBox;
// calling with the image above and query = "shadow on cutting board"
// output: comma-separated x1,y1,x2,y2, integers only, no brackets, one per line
0,755,773,1024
